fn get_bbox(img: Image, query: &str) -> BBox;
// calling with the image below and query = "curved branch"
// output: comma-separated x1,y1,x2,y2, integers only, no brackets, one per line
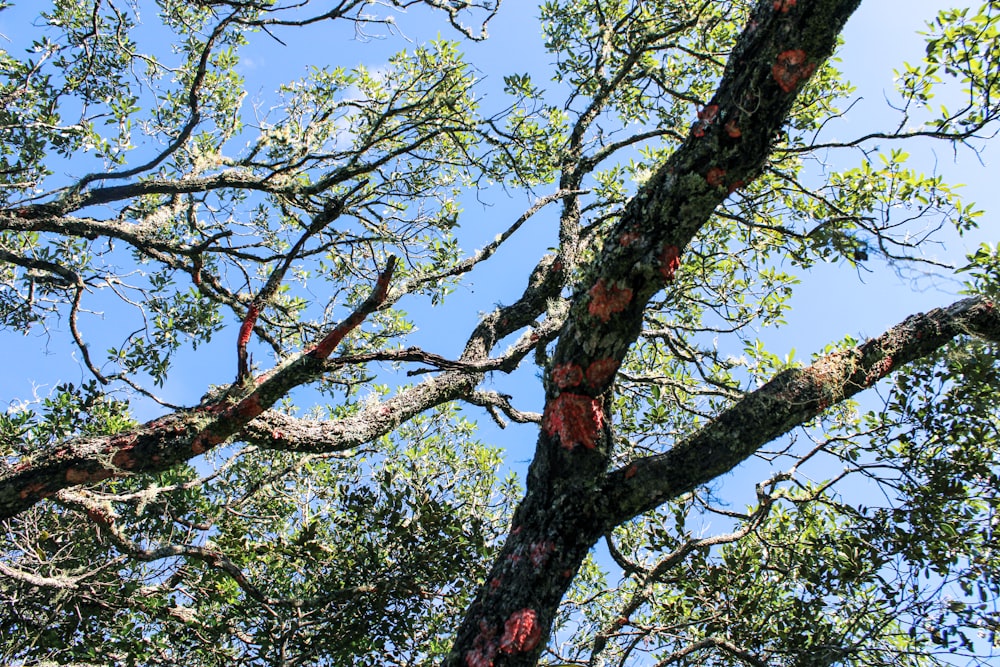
601,295,1000,528
0,245,566,519
0,258,397,519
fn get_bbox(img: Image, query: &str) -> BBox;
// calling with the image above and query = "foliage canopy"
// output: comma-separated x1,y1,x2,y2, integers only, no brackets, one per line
2,0,1000,665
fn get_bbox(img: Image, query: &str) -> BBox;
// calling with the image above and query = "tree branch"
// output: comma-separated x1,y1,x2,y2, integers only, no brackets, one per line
601,295,1000,528
0,258,397,519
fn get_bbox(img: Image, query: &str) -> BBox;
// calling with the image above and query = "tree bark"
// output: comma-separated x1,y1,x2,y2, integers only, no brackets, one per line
443,2,870,665
0,244,565,520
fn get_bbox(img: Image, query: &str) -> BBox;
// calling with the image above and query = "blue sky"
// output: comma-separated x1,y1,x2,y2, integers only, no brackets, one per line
1,0,996,472
1,2,998,662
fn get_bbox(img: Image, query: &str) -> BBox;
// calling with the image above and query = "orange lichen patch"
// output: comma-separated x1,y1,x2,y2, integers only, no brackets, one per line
543,393,605,450
466,619,500,667
529,540,555,568
235,394,264,419
238,305,260,348
725,119,741,138
191,432,224,455
552,362,584,389
866,355,895,384
706,167,726,188
619,229,641,246
111,448,137,470
588,279,633,322
772,49,815,93
585,358,619,389
499,608,542,654
692,104,720,137
65,467,111,484
19,481,50,500
658,244,682,282
773,0,796,11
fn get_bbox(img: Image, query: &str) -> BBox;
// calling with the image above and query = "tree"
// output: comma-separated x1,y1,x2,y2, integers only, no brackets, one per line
2,0,1000,664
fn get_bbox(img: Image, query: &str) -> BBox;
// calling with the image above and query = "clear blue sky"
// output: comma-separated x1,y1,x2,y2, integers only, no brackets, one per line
1,0,995,473
1,3,996,662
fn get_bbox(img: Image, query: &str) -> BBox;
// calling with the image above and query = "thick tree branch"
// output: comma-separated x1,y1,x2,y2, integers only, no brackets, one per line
0,244,566,520
0,259,396,519
446,2,868,665
236,193,370,380
601,295,1000,528
0,561,85,590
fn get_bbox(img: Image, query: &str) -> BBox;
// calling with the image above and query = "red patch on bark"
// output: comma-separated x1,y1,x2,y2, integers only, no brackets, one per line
773,0,796,11
65,467,97,484
19,482,50,500
552,362,584,389
706,167,726,188
235,394,264,419
465,633,500,667
191,432,224,455
466,619,500,667
588,279,633,322
692,104,719,137
500,608,542,654
543,393,605,450
698,104,719,123
658,244,681,282
867,355,894,384
772,49,815,93
238,305,259,347
111,447,137,470
529,541,555,568
585,358,619,389
619,230,641,246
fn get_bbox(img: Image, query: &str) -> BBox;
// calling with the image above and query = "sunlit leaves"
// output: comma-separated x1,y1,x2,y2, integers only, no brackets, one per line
897,2,1000,136
2,1,1000,666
